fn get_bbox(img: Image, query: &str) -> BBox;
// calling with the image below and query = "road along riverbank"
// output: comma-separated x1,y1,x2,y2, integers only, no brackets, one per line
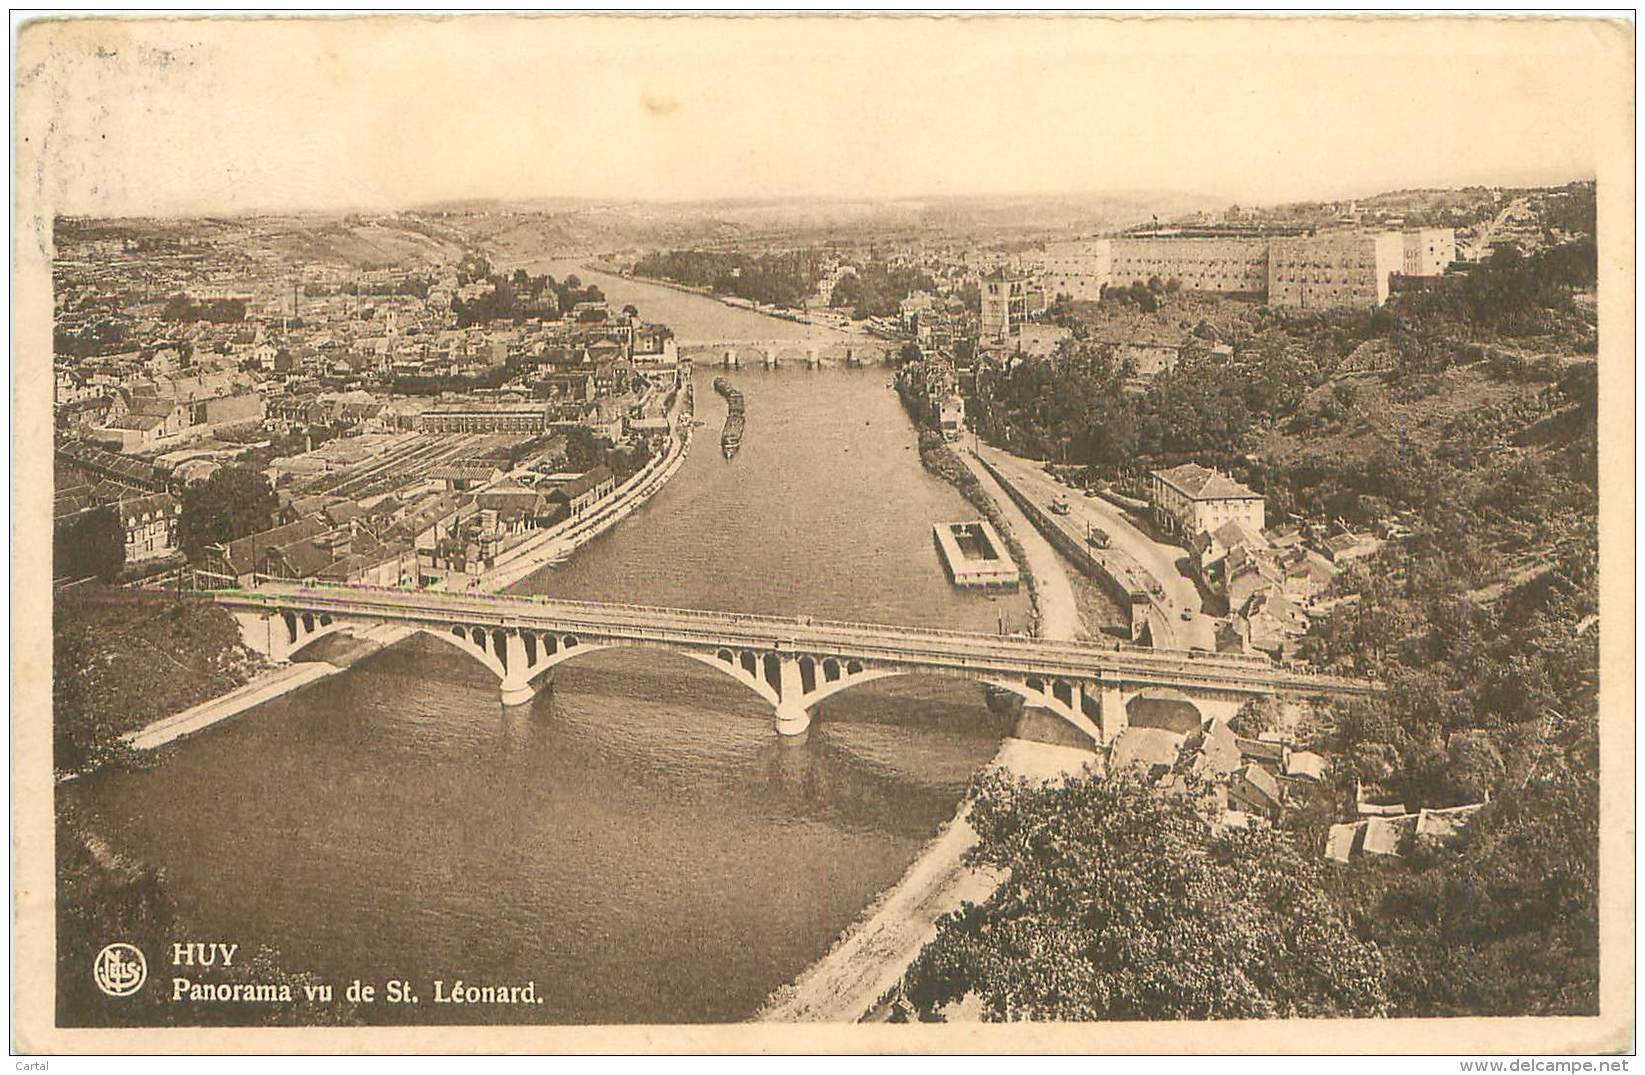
470,416,693,592
118,624,415,752
972,445,1218,651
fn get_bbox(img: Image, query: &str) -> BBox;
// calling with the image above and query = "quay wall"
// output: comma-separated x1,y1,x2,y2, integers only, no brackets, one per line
972,453,1155,639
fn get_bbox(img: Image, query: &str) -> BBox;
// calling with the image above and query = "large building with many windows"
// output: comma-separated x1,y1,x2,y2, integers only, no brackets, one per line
1108,237,1272,295
1401,227,1459,277
1266,232,1405,310
1032,228,1452,310
1040,240,1112,302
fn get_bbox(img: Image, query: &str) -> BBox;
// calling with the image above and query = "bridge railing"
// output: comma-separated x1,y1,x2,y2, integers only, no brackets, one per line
214,584,1376,693
211,582,1368,687
237,579,1277,668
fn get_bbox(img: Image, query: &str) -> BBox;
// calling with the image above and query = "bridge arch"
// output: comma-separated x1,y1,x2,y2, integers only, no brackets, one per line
1125,687,1205,734
798,665,1103,748
284,617,362,659
519,637,780,706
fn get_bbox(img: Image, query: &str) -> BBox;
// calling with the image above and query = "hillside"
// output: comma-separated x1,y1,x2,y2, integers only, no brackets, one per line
418,190,1227,264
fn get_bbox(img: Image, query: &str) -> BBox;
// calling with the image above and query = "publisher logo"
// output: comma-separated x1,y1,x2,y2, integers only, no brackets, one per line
93,943,147,997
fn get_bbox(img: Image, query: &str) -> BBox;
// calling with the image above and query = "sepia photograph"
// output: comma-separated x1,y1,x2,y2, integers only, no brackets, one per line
9,11,1634,1055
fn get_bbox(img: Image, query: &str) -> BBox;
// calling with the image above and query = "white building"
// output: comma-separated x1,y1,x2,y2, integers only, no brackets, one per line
1148,462,1265,539
1402,228,1459,277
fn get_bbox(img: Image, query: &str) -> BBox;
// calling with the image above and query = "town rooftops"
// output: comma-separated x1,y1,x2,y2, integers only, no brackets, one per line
429,464,503,483
1151,462,1262,502
1208,518,1268,552
116,492,179,525
546,465,615,501
213,517,331,574
106,411,171,432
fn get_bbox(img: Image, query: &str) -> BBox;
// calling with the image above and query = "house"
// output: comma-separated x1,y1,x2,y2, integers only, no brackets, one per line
117,492,181,562
544,465,615,518
1234,587,1308,658
1175,718,1244,778
1227,764,1284,821
1148,463,1264,539
1278,548,1337,605
203,517,331,585
1225,547,1283,610
1320,530,1384,564
1192,518,1270,581
1285,751,1328,783
1415,803,1486,846
1323,822,1365,864
93,396,192,450
537,371,596,402
474,479,565,533
1362,814,1418,857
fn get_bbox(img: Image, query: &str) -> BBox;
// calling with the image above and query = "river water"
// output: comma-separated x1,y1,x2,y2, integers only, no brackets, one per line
63,266,1035,1024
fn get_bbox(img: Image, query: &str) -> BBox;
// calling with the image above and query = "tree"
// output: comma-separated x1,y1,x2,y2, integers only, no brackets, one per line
177,466,278,560
55,504,125,582
905,771,1389,1020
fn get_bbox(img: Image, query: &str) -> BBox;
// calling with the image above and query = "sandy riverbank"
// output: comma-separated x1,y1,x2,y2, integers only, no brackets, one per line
756,737,1096,1023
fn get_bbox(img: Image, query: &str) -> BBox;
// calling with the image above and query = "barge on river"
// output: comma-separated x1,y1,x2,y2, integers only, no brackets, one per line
714,377,746,459
932,520,1019,589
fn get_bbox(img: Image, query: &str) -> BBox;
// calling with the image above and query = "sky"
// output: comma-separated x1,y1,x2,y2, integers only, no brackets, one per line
15,14,1619,218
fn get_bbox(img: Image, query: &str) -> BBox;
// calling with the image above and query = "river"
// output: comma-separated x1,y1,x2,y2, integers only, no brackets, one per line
62,266,1036,1025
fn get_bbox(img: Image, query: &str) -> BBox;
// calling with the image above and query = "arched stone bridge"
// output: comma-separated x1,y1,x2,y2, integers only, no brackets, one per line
212,581,1378,748
676,339,896,369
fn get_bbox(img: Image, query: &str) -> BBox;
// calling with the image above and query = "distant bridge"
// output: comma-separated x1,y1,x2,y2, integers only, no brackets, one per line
676,339,896,369
209,581,1376,748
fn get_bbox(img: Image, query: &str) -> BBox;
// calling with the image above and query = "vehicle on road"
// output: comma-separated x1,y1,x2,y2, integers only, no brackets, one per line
1050,495,1071,515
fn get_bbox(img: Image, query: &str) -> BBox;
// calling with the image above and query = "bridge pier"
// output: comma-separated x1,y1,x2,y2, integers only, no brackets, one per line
774,656,810,735
500,630,555,706
1098,683,1128,741
774,701,811,737
500,679,538,707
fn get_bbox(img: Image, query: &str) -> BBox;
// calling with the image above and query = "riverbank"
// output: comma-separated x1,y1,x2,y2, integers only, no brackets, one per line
756,737,1096,1023
475,412,692,593
617,268,875,339
52,587,271,776
117,624,416,754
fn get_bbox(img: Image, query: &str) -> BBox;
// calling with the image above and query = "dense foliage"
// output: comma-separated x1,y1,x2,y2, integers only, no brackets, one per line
161,292,248,323
830,262,937,319
906,771,1389,1020
632,249,827,308
177,465,280,559
53,587,263,774
54,503,125,582
451,261,604,327
928,221,1601,1020
1329,771,1599,1017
